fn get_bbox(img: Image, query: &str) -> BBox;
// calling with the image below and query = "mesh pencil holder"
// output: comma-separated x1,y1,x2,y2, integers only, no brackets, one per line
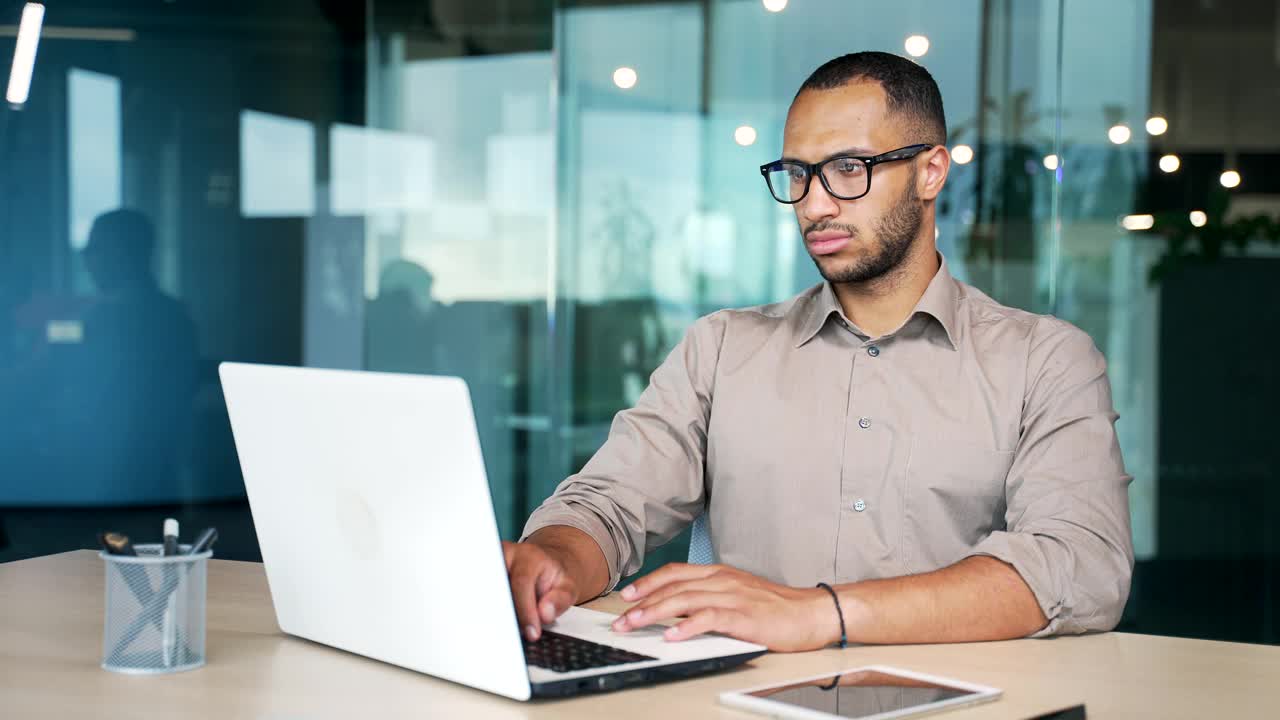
100,544,211,674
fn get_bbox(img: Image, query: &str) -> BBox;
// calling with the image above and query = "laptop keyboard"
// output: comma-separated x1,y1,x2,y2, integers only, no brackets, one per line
523,630,657,674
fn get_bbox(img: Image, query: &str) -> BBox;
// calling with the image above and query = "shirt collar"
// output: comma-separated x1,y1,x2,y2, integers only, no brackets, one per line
793,252,961,350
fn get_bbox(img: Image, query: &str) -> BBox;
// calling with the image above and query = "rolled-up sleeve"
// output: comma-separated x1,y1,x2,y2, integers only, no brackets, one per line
521,312,727,593
969,317,1135,637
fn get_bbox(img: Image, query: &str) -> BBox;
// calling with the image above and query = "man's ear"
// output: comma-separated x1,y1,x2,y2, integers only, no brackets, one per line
917,145,950,201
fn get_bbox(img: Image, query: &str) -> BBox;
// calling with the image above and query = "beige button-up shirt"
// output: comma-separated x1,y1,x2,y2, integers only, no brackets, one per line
524,255,1134,636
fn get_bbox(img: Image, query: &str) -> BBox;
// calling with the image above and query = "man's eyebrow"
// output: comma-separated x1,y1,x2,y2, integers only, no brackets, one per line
779,147,877,163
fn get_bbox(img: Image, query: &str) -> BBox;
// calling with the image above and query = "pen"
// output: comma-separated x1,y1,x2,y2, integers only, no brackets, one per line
188,527,218,555
162,590,177,667
160,519,180,667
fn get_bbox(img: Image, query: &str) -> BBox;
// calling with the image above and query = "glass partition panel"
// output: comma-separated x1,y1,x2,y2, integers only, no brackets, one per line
0,2,365,560
356,24,556,538
554,0,1065,572
554,0,1277,645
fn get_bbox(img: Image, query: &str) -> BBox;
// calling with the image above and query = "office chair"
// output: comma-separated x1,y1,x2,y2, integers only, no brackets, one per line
688,513,713,564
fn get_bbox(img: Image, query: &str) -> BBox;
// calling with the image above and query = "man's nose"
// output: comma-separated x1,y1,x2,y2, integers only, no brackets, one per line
798,175,840,225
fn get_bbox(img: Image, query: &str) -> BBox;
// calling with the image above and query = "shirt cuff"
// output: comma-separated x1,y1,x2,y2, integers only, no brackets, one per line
967,530,1072,638
520,503,623,596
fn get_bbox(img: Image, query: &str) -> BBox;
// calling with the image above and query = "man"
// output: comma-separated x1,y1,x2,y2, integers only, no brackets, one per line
505,51,1133,651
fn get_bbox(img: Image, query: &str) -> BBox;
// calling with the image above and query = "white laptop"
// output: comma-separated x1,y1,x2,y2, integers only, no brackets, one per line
218,362,766,700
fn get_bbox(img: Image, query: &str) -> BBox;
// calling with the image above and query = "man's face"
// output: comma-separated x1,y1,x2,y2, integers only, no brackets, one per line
783,81,924,285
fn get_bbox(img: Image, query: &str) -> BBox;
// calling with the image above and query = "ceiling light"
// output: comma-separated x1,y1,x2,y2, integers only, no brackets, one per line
1189,210,1207,227
1219,170,1241,188
1108,125,1131,145
762,0,788,11
1043,154,1059,170
612,66,637,90
1158,154,1180,173
734,125,757,146
1121,214,1155,231
951,144,973,164
1145,116,1168,135
5,3,45,106
904,35,930,58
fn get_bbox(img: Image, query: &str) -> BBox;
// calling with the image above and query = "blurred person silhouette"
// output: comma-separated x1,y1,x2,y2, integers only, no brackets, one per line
41,209,200,501
365,260,443,374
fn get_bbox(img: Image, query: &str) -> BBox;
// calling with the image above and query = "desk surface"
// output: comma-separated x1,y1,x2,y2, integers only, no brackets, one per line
2,551,1278,719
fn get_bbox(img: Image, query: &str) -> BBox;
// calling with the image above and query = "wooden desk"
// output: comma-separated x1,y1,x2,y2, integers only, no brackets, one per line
2,551,1277,719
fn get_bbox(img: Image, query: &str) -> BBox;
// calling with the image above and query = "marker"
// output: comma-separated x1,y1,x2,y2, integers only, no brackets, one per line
100,531,137,556
188,527,218,555
98,531,163,632
163,519,179,556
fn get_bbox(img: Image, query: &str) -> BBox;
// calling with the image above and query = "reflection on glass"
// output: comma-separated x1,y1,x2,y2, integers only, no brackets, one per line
365,260,441,375
749,669,979,718
330,124,435,216
67,68,121,249
0,209,198,504
239,110,316,218
359,48,554,538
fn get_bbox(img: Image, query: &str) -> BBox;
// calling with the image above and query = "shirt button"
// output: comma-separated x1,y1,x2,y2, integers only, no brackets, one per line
858,417,871,429
867,345,880,357
854,499,867,512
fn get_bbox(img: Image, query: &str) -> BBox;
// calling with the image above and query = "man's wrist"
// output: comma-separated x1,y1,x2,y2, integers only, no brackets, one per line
525,526,607,602
805,583,872,649
802,586,845,650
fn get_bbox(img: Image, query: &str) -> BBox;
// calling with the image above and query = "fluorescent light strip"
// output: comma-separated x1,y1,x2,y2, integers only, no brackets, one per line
6,3,45,105
0,24,136,42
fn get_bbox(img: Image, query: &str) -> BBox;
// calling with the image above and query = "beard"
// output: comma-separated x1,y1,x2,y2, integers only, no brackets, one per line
808,177,922,286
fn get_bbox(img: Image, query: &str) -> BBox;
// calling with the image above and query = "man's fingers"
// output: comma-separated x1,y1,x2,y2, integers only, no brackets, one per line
538,584,575,625
535,563,562,596
502,541,518,572
626,576,739,614
665,607,745,642
619,562,722,601
613,590,734,631
509,563,543,641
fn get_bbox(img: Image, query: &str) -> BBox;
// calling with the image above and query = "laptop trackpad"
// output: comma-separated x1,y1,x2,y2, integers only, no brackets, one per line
549,606,765,661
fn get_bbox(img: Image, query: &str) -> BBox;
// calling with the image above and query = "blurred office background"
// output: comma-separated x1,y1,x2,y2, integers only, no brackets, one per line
1,0,1276,644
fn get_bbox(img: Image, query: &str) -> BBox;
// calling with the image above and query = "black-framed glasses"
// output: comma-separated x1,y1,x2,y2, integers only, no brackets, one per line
759,143,933,204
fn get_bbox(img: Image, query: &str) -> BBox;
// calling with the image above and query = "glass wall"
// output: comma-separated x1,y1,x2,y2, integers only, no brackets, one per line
2,0,1275,645
0,0,557,557
1,0,367,561
553,0,1277,643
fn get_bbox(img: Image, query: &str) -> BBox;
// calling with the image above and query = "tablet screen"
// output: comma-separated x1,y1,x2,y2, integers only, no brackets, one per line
746,668,981,718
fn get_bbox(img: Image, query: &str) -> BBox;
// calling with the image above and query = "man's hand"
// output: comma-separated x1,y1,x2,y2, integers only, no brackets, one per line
503,540,580,642
503,526,611,643
609,563,836,652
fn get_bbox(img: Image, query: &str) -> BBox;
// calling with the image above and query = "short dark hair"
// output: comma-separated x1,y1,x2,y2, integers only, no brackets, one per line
796,51,946,146
84,208,155,266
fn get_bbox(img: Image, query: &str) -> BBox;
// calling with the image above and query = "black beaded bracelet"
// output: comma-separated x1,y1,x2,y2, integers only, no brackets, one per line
815,581,848,649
